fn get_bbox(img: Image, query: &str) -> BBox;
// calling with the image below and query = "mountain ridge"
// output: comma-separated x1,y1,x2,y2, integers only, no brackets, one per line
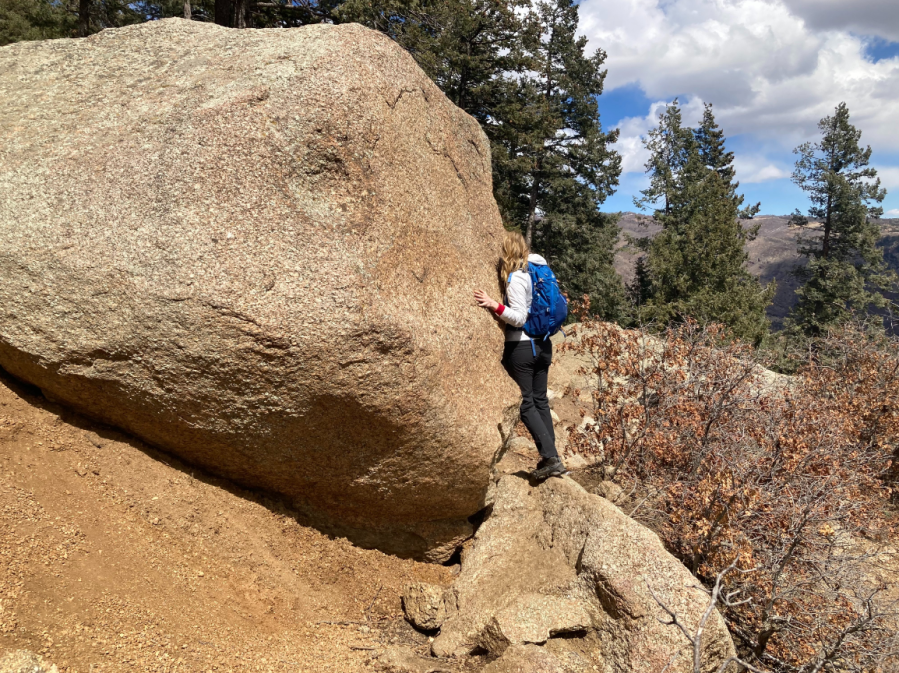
613,213,899,328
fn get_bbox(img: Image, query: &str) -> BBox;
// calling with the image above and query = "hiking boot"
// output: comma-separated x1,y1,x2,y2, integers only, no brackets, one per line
532,456,567,481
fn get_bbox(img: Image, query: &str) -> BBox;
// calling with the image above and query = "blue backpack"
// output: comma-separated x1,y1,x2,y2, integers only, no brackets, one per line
509,260,568,342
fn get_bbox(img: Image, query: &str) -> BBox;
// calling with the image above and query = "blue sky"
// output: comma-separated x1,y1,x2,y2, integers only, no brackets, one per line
580,0,899,217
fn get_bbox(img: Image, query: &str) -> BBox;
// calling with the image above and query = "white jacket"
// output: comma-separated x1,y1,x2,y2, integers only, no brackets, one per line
498,254,546,341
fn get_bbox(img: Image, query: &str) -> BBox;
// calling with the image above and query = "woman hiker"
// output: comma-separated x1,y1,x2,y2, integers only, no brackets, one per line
473,230,567,481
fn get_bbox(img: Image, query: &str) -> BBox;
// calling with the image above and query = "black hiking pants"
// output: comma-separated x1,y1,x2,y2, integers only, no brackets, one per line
501,338,558,461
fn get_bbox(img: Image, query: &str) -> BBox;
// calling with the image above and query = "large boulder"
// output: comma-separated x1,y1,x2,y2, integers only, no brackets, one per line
0,19,518,560
432,474,735,672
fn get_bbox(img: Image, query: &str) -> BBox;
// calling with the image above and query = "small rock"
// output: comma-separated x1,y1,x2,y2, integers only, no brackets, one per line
479,594,592,655
378,646,450,673
402,583,447,630
83,431,105,448
564,454,589,470
505,437,537,454
481,644,563,673
592,481,623,503
550,410,560,425
576,417,595,432
0,649,60,673
74,465,87,477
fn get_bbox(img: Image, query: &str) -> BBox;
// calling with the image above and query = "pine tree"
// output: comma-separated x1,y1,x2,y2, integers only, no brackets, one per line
0,0,149,42
695,103,760,219
633,99,692,216
627,255,653,310
788,102,895,335
420,0,526,118
635,105,773,343
149,0,212,21
489,0,624,319
0,0,76,44
695,103,734,184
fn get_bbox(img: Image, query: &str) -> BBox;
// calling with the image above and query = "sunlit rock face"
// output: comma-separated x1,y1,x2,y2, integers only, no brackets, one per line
0,19,518,561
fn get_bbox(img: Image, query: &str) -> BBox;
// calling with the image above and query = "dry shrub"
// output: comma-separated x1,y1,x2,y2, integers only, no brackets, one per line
564,313,899,672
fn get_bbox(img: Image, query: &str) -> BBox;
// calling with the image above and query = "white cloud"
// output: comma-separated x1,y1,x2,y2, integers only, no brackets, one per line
874,167,899,191
615,131,650,174
612,97,790,186
736,162,791,184
885,209,899,217
580,0,899,171
782,0,899,43
613,97,709,175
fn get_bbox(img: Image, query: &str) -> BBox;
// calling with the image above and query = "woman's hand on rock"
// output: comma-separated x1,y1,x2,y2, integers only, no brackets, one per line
473,290,499,311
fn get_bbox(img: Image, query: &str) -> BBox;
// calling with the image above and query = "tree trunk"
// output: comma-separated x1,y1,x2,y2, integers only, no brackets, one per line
184,0,192,19
526,173,539,247
754,626,775,659
214,0,233,26
78,0,90,36
525,16,555,249
234,0,247,28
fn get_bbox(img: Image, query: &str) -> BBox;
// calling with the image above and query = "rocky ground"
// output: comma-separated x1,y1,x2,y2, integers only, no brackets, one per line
4,323,898,673
0,368,475,673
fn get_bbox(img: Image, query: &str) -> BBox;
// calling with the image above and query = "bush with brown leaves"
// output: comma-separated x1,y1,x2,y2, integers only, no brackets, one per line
565,314,899,672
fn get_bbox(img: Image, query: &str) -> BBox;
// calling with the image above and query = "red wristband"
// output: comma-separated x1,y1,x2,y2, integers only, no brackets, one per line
495,304,506,316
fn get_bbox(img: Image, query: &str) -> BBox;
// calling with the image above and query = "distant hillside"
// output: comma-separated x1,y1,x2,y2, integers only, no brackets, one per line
614,213,899,330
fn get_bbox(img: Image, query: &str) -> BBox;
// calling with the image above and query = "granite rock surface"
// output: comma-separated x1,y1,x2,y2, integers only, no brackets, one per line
402,582,449,630
0,650,59,673
0,19,518,560
481,645,564,673
432,474,735,672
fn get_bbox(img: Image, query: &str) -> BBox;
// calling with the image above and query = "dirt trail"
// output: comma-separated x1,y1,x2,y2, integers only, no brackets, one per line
0,370,460,673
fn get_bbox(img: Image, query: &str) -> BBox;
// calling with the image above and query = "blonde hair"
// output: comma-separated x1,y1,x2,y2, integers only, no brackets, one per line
500,230,529,292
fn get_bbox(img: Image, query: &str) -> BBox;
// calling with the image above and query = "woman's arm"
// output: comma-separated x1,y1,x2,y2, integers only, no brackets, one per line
473,271,528,327
500,272,528,327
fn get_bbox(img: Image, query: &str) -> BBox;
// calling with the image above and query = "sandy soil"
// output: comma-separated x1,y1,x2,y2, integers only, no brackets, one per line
0,369,465,673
